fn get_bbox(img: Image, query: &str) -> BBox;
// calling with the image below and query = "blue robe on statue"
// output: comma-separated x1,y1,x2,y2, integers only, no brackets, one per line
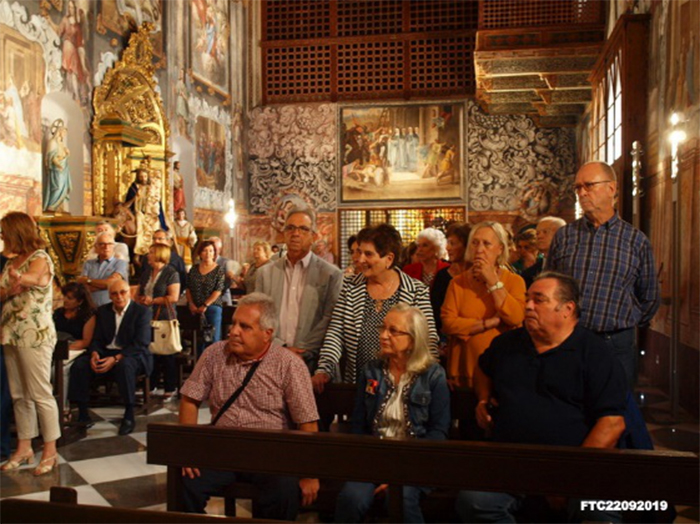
43,147,71,212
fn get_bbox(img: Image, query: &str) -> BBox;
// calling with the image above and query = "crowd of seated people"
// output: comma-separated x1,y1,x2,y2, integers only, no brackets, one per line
0,161,662,522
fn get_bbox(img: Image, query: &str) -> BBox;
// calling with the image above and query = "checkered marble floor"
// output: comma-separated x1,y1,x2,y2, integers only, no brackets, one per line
0,400,252,517
1,388,698,522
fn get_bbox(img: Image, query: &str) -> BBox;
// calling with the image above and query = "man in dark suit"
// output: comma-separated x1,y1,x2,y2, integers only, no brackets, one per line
68,279,153,435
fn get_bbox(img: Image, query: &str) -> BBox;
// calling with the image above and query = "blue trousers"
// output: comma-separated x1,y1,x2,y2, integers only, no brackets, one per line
198,305,223,357
455,490,621,523
600,328,637,392
0,345,12,457
182,468,299,520
335,481,427,523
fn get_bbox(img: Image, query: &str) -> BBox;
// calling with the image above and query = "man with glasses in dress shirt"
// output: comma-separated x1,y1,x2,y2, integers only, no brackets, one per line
548,161,660,390
256,207,343,373
77,231,129,307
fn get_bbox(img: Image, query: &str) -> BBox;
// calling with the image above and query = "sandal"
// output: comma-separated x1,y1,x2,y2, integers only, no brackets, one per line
1,451,35,471
33,455,58,476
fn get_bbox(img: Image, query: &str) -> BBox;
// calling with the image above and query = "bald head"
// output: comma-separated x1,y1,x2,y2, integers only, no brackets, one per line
108,279,130,311
574,162,618,226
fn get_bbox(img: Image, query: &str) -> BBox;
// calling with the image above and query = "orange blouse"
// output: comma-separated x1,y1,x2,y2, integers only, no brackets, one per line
441,268,526,388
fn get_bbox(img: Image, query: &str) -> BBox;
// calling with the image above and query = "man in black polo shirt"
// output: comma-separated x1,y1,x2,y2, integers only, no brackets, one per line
456,271,627,523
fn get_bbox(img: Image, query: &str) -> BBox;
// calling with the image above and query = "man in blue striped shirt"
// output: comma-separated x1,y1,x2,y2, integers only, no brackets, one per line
548,161,659,390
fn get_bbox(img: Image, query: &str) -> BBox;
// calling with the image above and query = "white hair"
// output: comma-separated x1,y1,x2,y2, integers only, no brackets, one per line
417,228,447,260
538,216,567,228
237,292,279,332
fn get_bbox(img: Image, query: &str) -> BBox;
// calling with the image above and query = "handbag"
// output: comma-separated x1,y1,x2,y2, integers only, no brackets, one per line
150,302,183,355
200,314,215,345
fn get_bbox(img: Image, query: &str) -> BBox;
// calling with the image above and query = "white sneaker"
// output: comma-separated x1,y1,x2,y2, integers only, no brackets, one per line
164,389,178,402
150,388,165,396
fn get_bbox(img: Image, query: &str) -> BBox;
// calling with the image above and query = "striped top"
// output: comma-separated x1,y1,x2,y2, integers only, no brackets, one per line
315,269,438,383
548,213,659,333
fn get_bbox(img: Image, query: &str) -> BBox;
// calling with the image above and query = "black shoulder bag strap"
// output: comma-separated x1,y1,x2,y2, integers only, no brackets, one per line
210,360,262,426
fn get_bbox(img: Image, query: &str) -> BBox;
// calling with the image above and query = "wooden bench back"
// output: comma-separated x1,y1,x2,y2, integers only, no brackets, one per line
147,422,699,522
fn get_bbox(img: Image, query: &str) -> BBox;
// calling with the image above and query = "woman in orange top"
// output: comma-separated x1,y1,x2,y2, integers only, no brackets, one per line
441,221,526,388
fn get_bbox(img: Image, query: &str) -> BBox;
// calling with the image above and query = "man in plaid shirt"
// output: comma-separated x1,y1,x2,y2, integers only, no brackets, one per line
179,293,320,518
548,161,659,390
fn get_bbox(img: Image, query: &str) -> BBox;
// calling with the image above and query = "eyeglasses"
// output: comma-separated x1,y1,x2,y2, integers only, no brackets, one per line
376,325,411,338
573,180,613,193
284,225,312,234
97,242,115,246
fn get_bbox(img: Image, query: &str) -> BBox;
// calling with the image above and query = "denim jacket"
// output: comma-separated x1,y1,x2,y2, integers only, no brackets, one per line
351,360,450,440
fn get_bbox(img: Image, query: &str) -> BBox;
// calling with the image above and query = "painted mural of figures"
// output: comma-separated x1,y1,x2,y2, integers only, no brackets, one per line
0,91,17,147
406,126,419,171
45,0,91,105
436,144,457,185
43,119,72,213
175,69,190,138
115,0,160,27
5,76,27,146
172,161,186,212
173,208,197,268
388,128,401,170
422,140,443,178
193,0,228,84
20,81,42,145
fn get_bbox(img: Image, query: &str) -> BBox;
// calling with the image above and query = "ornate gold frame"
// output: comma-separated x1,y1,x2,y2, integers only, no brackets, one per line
91,22,172,222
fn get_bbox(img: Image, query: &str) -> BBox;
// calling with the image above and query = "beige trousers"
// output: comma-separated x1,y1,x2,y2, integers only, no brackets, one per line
4,343,61,443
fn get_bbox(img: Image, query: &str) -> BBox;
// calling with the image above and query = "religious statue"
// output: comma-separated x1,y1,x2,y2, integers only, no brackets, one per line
173,160,186,212
43,119,72,213
173,208,197,269
124,156,167,255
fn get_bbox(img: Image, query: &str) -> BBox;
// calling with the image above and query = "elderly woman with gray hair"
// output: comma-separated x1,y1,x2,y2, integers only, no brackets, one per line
334,303,450,523
441,221,526,388
402,228,450,290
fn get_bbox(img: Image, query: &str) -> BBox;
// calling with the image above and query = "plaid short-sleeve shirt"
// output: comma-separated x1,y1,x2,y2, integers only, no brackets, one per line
181,340,319,429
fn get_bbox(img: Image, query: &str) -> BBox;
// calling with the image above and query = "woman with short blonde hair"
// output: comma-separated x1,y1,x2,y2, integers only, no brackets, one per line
242,241,273,294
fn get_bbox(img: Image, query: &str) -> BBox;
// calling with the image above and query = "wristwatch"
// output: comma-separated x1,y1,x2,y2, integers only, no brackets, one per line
487,281,504,293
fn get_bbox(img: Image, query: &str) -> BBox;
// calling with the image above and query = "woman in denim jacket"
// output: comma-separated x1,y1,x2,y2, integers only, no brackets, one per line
334,303,450,523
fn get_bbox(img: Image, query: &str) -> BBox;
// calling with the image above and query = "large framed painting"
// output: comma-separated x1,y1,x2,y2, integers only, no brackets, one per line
191,0,230,97
195,116,227,193
339,102,465,204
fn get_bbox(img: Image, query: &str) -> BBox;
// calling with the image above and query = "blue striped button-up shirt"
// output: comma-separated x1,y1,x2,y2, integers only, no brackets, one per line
548,213,660,333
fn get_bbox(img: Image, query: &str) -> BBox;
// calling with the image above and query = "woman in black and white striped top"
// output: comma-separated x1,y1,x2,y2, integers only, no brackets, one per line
311,224,438,392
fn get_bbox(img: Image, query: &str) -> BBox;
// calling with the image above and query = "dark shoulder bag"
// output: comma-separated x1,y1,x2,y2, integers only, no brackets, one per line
210,360,261,426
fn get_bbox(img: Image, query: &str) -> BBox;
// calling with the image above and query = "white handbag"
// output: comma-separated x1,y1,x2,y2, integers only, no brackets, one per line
149,302,183,355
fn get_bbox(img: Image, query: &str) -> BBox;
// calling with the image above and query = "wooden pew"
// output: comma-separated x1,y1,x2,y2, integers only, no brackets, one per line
147,423,699,522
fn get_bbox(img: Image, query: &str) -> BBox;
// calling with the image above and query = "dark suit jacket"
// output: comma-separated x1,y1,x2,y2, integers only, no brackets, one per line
89,301,153,375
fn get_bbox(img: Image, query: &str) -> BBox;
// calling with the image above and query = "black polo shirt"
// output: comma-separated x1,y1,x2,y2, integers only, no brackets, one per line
479,325,626,447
